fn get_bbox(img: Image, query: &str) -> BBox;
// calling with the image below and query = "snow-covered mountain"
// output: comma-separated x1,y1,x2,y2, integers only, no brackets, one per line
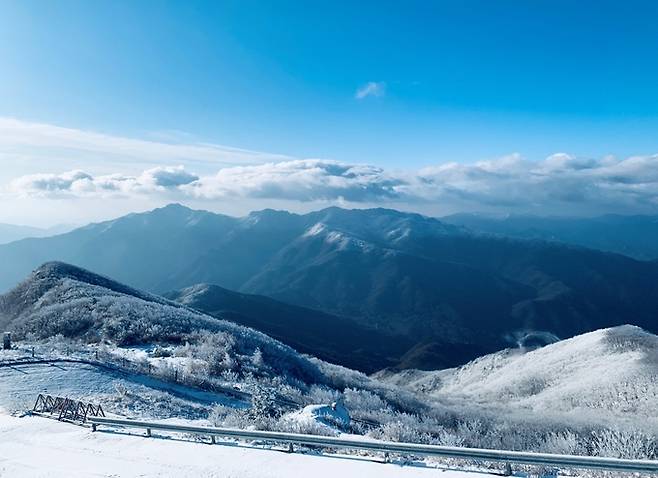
1,262,656,467
2,204,658,371
0,262,425,419
0,262,322,385
376,326,658,424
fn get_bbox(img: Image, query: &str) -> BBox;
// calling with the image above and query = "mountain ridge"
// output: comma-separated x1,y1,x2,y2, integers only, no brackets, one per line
375,325,658,424
2,204,658,370
164,282,414,373
0,261,323,384
442,212,658,260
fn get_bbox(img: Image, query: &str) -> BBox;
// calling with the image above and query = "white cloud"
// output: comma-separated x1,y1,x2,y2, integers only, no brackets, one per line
142,166,200,188
355,81,386,99
3,116,658,218
405,153,658,212
10,166,199,198
186,160,402,201
7,154,658,215
0,117,293,184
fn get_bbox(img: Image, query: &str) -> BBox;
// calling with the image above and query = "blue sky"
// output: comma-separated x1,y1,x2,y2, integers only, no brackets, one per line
1,1,658,224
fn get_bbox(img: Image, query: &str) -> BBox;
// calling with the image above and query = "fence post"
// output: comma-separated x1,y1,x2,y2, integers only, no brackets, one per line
3,332,11,350
146,428,152,437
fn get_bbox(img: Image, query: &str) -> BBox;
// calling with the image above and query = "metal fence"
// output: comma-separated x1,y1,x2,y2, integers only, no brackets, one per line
33,394,105,422
89,416,658,474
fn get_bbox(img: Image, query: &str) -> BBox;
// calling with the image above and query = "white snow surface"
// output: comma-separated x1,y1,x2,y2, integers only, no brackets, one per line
377,326,658,425
0,361,243,419
283,402,350,433
0,414,489,478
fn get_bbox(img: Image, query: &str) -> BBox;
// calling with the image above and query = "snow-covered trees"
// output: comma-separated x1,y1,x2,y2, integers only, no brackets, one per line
5,275,323,385
249,386,283,421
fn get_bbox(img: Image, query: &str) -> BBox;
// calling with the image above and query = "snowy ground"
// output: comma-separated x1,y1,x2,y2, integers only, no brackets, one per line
376,326,658,428
0,414,496,478
0,361,245,417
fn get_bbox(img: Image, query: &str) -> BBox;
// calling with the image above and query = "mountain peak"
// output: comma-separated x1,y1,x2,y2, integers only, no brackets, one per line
161,202,190,210
32,261,84,279
153,203,195,215
247,208,295,221
13,261,168,308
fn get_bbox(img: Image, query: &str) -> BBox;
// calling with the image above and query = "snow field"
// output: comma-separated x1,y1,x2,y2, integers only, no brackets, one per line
0,414,492,478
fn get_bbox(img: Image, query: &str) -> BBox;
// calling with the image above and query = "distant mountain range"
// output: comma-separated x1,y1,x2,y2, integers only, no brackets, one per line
442,213,658,260
0,223,75,245
1,204,658,371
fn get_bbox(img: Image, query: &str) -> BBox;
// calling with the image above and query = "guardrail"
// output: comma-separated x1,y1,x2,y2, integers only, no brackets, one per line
89,416,658,474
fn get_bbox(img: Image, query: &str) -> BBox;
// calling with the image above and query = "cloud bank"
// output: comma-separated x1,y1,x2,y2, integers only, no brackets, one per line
11,166,200,197
8,154,658,215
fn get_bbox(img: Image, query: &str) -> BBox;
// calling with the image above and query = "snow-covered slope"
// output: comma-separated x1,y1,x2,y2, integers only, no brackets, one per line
0,414,487,478
0,262,322,384
0,360,243,418
377,326,658,422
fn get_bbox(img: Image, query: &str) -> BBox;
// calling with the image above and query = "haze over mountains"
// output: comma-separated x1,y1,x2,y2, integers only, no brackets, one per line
0,223,75,245
1,204,658,371
442,213,658,260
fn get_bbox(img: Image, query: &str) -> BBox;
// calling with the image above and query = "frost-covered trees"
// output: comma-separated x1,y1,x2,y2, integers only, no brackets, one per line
592,428,657,460
249,386,283,421
5,275,323,385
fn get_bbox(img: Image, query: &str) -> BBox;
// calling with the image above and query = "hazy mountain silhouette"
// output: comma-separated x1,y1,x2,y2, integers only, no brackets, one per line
443,213,658,260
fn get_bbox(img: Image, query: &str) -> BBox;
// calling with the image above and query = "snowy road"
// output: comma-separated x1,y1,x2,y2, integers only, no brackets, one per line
0,415,495,478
